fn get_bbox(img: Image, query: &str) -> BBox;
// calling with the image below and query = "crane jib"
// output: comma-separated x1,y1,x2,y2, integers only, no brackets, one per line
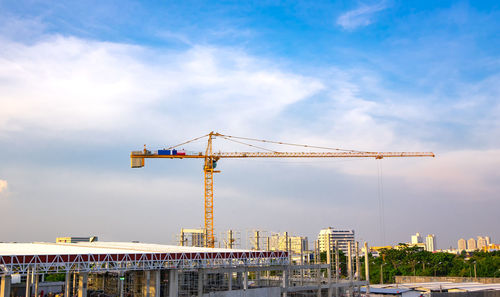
131,133,435,248
130,152,435,158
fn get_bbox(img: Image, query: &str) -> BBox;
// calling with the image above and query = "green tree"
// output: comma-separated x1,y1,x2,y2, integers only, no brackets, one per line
362,246,500,283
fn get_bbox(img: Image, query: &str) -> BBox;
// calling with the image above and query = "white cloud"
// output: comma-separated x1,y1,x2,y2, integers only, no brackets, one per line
0,180,7,193
0,35,323,143
2,32,485,153
337,2,388,30
0,32,444,162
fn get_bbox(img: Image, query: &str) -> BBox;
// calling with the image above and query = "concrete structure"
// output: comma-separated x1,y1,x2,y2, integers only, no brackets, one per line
411,233,422,245
468,238,477,251
395,276,500,285
437,249,460,255
360,287,422,297
390,279,500,292
458,239,467,251
179,228,206,247
200,287,281,297
410,243,425,250
317,227,355,254
364,242,371,295
268,233,308,254
367,246,393,257
287,236,308,255
225,230,235,249
0,241,367,297
425,234,436,252
0,276,11,297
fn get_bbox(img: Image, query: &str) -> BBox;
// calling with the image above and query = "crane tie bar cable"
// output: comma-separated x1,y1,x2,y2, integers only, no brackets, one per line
167,133,211,150
217,133,366,153
220,136,279,153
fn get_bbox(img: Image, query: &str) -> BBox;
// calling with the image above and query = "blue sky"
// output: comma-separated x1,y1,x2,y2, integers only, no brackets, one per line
0,0,499,249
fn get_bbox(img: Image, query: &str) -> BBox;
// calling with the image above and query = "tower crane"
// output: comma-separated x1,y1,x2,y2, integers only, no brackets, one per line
131,131,434,248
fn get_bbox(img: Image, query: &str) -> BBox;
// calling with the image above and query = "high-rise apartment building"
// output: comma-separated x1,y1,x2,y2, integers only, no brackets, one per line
287,236,308,254
411,233,423,244
485,236,491,246
317,227,355,255
425,234,436,252
467,238,477,250
458,238,467,251
477,236,487,250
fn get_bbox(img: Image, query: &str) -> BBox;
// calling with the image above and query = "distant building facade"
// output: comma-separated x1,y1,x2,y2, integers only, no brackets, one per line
457,236,494,252
179,228,206,247
408,232,434,250
425,234,436,252
458,238,467,251
477,236,487,250
269,233,308,254
483,243,499,252
467,238,477,250
288,236,308,254
317,227,355,255
411,233,423,245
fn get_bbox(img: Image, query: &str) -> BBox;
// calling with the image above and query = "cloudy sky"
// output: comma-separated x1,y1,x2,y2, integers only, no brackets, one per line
0,1,499,250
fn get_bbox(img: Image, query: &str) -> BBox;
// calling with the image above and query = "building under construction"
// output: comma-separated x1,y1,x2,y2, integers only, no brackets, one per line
0,241,369,297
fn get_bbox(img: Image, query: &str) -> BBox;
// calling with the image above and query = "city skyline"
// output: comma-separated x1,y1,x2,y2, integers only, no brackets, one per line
0,1,499,249
457,235,494,251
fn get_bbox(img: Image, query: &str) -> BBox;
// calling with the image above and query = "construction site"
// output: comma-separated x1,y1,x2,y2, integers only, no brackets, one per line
0,132,435,297
0,238,369,297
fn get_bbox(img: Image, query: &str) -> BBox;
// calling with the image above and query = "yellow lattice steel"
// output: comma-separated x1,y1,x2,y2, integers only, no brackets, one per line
131,132,435,248
203,132,220,247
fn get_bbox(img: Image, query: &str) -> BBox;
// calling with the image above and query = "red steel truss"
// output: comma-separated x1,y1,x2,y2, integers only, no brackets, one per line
0,251,288,276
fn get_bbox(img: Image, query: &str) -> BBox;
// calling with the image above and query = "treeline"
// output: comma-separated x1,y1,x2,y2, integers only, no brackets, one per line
317,245,499,284
363,245,500,283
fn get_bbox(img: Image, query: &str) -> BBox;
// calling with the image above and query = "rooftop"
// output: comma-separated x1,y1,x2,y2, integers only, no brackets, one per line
0,242,288,276
360,287,412,294
0,241,252,255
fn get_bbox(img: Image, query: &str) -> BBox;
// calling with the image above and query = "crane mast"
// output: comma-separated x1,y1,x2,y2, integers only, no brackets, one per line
203,132,220,247
131,132,434,248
